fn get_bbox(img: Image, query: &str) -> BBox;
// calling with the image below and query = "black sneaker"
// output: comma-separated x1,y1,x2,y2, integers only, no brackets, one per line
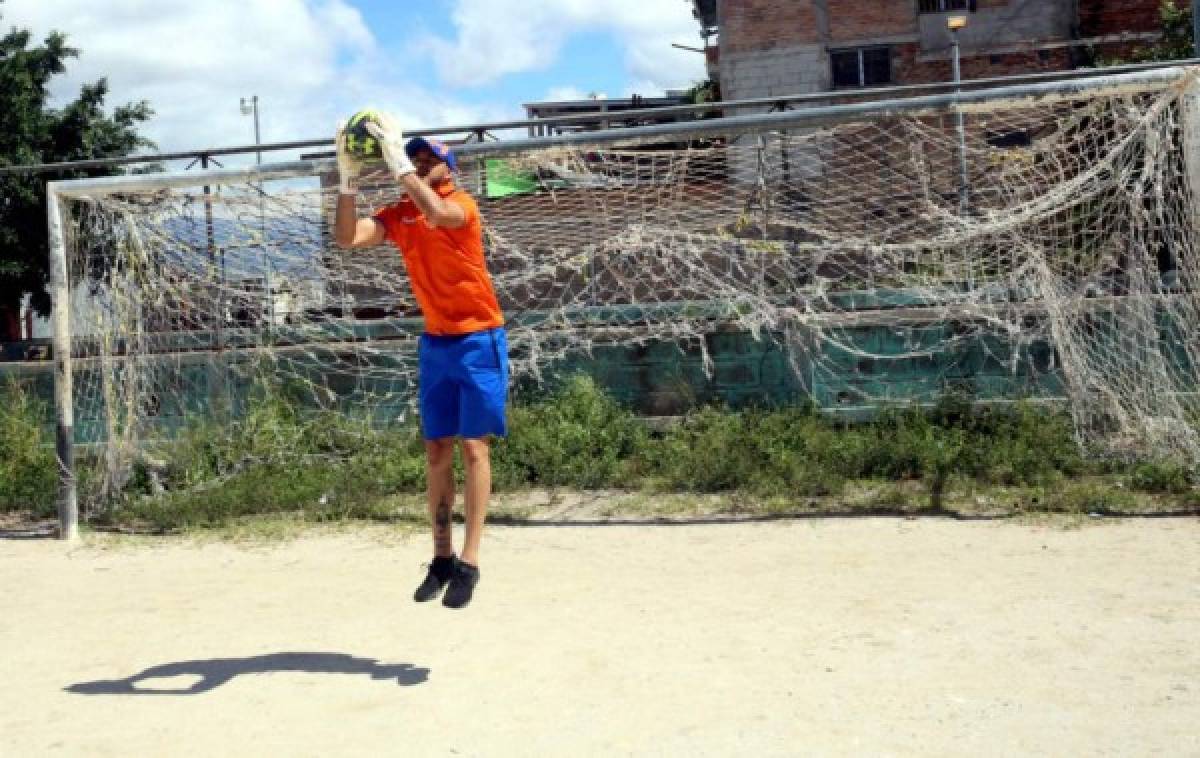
414,554,458,602
442,561,480,609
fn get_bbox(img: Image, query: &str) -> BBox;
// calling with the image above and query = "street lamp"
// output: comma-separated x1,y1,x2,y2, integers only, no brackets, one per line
239,95,261,164
948,15,969,214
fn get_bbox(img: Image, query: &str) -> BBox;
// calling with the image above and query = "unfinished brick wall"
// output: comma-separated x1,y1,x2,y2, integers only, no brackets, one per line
714,0,1153,96
1079,0,1162,37
1078,0,1163,61
825,0,916,41
897,46,1075,83
717,0,826,100
719,0,821,54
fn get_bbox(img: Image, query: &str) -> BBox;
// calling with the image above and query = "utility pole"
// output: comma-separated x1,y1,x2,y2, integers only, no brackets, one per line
949,15,969,214
240,95,273,329
1194,0,1199,57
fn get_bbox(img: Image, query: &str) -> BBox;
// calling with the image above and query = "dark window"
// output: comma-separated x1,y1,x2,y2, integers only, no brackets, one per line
917,0,975,12
831,47,893,88
831,50,862,88
986,130,1032,149
861,47,891,85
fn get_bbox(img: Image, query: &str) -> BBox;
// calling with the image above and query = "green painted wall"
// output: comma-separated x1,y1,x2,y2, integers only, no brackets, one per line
2,298,1192,443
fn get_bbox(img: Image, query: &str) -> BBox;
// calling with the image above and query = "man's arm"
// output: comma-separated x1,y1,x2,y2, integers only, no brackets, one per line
333,194,386,249
367,118,467,230
398,173,467,230
334,166,455,248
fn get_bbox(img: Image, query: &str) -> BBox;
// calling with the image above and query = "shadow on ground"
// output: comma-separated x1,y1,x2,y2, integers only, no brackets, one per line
66,652,429,695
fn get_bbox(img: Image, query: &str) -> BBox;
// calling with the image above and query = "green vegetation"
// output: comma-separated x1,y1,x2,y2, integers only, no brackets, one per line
1,375,1197,531
0,378,56,517
1097,0,1194,65
0,1,154,338
492,376,650,489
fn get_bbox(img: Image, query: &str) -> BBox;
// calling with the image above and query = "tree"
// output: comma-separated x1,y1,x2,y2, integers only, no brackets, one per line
1099,0,1195,65
685,78,721,106
0,1,153,341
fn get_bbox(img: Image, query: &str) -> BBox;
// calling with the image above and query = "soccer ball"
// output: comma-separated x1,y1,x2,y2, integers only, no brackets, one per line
343,109,383,161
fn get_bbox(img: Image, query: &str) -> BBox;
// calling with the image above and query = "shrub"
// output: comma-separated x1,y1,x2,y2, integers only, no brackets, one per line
0,379,57,517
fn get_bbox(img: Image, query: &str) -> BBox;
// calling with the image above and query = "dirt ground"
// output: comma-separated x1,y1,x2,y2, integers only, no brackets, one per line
2,516,1198,756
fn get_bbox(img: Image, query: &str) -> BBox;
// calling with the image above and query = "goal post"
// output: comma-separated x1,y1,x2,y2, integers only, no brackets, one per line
45,65,1200,538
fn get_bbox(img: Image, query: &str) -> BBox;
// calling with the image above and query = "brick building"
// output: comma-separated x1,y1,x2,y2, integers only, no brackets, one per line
693,1,1165,103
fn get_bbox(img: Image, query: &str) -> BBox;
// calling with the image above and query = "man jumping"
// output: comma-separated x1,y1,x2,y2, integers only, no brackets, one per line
333,114,507,610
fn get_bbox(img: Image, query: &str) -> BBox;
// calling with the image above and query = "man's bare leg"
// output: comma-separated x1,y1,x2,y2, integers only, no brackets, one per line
413,437,459,603
459,437,491,567
425,438,456,557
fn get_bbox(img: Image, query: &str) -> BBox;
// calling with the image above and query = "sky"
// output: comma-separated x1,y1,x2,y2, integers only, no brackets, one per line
3,0,707,165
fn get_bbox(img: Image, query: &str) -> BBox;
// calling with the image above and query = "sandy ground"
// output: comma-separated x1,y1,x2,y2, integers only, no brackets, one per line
2,517,1198,757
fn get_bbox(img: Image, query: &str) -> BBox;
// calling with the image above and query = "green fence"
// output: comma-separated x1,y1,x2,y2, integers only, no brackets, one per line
2,294,1192,444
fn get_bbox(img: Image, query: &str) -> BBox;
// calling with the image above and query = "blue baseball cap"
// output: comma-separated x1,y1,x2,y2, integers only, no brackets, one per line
405,137,457,172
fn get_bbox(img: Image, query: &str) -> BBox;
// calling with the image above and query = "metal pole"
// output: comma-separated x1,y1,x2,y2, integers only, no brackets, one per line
1194,0,1200,58
199,154,230,416
9,59,1200,179
46,186,78,540
46,66,1194,197
252,95,262,166
952,31,969,214
248,95,275,329
260,249,275,330
201,154,219,332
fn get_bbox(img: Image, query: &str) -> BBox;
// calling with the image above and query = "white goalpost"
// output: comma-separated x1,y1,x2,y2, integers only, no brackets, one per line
45,65,1200,538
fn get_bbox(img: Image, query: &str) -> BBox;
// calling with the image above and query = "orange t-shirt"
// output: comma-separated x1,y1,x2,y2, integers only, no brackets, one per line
373,181,505,336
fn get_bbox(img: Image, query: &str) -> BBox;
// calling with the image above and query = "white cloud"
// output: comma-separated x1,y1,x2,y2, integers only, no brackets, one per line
1,0,705,171
2,0,510,163
542,86,591,103
427,0,706,93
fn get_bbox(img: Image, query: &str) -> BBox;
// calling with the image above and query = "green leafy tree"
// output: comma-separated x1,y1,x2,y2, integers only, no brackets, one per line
0,0,153,340
1101,0,1195,64
685,78,721,105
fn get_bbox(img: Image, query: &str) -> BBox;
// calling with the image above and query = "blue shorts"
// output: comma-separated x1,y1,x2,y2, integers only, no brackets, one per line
418,327,509,440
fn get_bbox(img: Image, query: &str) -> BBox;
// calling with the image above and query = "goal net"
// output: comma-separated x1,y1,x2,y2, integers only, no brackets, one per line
48,66,1200,510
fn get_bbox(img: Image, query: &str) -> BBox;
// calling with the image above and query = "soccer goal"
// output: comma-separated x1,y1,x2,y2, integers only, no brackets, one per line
45,65,1200,537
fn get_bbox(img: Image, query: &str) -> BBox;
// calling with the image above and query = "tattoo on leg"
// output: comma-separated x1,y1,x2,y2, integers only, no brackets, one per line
434,499,452,555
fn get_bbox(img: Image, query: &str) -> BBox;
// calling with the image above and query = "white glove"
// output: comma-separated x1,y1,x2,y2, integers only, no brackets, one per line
365,114,415,179
334,119,362,194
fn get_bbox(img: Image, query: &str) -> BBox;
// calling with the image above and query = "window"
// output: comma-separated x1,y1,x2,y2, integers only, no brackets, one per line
831,47,893,88
986,130,1032,149
918,0,975,12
